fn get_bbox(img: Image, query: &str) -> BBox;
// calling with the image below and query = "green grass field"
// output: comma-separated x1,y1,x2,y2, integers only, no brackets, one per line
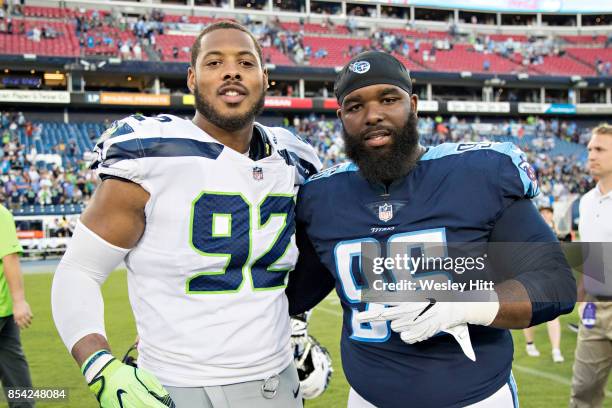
12,270,612,408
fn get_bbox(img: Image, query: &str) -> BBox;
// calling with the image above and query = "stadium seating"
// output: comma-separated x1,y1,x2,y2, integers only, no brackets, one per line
4,4,612,76
280,21,348,35
562,35,606,45
548,137,588,158
389,53,428,72
24,5,74,19
302,36,371,67
528,54,595,76
15,119,589,166
155,34,292,65
18,122,101,163
487,34,528,42
417,44,523,74
83,26,145,59
263,46,295,65
1,115,591,218
2,3,602,223
502,134,587,158
24,6,108,20
384,28,453,40
0,21,79,57
156,34,193,61
162,15,224,25
566,48,612,67
9,6,138,59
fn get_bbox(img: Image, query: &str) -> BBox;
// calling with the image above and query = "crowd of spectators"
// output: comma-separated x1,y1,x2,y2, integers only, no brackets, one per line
74,7,156,60
414,117,595,205
1,1,40,37
1,0,64,41
4,2,611,74
292,113,595,205
368,28,599,75
413,115,590,147
1,4,162,60
532,153,593,204
0,112,99,210
253,17,306,63
468,34,563,68
595,58,612,76
0,111,596,212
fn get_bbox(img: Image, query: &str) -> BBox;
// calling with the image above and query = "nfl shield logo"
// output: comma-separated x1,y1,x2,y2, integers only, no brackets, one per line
252,167,264,181
378,203,393,222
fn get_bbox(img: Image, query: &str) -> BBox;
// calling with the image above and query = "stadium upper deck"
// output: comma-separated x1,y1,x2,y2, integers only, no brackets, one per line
0,1,611,78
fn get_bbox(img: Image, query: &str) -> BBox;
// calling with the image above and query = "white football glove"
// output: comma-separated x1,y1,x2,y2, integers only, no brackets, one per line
356,297,499,361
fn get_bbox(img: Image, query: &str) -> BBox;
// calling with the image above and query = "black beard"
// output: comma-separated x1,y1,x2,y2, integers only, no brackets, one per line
194,85,266,132
343,112,421,184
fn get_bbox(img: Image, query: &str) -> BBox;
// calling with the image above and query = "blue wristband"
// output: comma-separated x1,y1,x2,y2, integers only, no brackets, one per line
81,349,111,375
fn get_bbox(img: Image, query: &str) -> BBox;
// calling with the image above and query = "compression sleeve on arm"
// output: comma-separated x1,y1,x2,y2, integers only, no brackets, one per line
489,199,577,326
51,221,130,352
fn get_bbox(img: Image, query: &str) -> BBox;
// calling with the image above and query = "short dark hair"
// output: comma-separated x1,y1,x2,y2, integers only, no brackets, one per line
190,21,264,68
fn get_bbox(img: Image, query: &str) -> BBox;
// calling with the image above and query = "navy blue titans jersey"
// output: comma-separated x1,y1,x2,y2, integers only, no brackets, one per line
288,142,575,408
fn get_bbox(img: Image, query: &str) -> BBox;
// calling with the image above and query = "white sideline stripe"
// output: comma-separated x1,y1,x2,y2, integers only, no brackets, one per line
513,364,612,398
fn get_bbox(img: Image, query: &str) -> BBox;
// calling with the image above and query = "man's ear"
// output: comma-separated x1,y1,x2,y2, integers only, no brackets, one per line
336,108,343,120
411,94,418,114
187,66,195,94
263,67,269,90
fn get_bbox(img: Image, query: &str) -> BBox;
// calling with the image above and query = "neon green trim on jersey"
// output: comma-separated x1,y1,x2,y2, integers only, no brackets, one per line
186,192,296,294
251,193,295,292
186,191,249,294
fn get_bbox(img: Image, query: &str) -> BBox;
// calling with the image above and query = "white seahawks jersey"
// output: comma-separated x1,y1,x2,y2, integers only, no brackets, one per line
93,114,321,386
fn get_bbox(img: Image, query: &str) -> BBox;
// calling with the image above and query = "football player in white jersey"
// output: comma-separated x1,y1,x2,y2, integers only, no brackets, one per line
51,21,320,408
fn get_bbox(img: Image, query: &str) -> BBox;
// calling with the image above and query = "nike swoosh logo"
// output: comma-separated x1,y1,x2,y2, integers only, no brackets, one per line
414,298,436,321
293,383,300,398
117,389,127,408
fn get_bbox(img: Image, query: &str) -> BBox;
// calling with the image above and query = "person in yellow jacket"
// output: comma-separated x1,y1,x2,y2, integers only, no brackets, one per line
0,203,34,407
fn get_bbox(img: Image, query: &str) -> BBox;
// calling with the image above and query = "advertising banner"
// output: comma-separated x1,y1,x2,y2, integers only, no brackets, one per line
100,92,171,106
518,103,576,114
0,90,70,104
447,101,510,113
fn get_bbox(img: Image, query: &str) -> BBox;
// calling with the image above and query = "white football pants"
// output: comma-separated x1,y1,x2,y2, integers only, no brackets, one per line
347,372,518,408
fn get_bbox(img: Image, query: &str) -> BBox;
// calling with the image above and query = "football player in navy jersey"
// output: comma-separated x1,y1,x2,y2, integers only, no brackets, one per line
286,51,576,408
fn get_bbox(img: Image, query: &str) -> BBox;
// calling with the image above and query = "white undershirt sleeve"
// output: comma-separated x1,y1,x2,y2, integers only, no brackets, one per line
51,221,130,352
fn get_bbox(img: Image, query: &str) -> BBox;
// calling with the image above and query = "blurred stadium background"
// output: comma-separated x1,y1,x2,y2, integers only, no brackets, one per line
1,0,611,406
